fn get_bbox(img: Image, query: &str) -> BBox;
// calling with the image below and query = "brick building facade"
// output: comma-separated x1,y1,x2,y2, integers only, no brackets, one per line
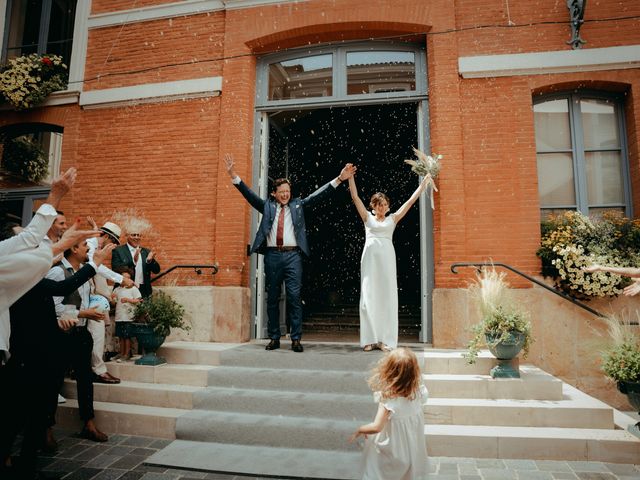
1,0,639,405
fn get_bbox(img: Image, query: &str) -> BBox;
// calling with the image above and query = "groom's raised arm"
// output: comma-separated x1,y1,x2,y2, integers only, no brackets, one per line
302,163,356,207
224,154,265,212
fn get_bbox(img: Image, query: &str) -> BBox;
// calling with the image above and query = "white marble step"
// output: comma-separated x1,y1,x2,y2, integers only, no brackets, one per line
55,399,187,439
427,424,640,463
105,361,214,386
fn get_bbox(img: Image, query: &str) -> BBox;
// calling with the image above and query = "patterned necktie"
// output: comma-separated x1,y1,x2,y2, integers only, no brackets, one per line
276,206,285,247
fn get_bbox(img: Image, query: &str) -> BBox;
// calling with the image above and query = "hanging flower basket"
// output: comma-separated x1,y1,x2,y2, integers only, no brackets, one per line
1,135,49,182
0,54,68,110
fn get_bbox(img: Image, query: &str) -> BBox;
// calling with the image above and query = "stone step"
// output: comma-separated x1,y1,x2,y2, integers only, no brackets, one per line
105,361,214,386
55,399,187,439
174,410,362,451
62,379,202,409
427,424,640,463
425,366,563,400
422,349,519,375
159,342,524,376
146,440,362,480
191,386,375,421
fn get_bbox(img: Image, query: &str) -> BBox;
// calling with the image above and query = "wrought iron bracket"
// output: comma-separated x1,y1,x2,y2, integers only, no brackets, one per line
566,0,587,49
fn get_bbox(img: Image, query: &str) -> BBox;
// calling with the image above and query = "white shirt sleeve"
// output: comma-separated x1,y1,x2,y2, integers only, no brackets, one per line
0,203,57,257
231,176,241,185
86,237,124,283
330,179,340,188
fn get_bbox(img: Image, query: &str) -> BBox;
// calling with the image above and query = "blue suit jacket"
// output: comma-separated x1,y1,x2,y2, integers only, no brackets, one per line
235,179,338,257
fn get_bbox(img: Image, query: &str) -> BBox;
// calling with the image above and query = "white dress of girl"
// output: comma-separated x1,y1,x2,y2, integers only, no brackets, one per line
361,385,429,480
359,212,398,348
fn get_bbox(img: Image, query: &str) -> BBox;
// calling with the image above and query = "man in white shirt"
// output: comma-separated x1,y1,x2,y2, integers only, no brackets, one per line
47,241,110,442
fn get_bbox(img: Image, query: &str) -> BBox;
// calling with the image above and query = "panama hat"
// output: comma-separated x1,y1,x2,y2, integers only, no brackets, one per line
100,221,122,243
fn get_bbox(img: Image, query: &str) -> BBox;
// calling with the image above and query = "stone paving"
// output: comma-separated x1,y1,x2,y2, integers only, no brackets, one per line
16,428,640,480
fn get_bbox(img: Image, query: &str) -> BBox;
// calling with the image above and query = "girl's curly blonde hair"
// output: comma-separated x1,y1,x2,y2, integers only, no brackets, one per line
368,348,422,400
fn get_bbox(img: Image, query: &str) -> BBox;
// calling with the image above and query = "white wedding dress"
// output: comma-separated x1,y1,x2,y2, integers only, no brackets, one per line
359,212,398,348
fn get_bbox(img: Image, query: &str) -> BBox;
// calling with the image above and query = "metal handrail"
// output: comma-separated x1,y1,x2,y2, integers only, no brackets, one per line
150,264,219,283
450,262,605,318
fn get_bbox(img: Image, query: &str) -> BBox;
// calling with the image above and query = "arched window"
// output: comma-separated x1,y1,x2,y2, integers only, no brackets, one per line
534,92,631,218
0,123,63,225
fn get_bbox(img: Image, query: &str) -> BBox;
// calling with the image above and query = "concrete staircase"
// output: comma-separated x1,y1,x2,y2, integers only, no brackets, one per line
58,342,640,479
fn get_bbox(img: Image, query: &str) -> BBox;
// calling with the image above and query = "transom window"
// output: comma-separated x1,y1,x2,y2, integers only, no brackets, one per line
534,92,630,218
2,0,77,64
258,43,426,108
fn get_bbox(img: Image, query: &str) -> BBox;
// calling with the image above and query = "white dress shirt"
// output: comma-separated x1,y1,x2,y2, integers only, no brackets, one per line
87,237,123,284
127,243,144,285
47,258,97,326
0,203,57,362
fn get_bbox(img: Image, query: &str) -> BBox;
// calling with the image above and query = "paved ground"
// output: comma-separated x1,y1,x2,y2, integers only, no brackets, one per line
15,428,640,480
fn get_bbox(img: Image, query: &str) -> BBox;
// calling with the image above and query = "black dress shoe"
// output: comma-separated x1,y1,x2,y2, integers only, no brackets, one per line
291,339,304,353
265,339,280,350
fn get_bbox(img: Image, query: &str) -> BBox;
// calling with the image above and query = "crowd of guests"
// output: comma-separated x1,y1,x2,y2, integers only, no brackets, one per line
0,168,160,480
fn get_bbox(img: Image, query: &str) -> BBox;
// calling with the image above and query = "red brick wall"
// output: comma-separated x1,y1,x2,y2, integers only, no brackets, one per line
3,0,639,292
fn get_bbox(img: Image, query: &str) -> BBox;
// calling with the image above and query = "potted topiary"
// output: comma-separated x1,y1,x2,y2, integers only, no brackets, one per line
600,315,640,437
132,290,189,365
463,267,533,378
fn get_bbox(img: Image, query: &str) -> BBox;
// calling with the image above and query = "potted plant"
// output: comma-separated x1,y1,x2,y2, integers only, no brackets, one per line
600,315,640,437
463,267,533,378
0,53,68,110
132,290,189,365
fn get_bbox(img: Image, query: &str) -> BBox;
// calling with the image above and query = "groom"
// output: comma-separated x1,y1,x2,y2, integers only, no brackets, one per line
224,154,355,352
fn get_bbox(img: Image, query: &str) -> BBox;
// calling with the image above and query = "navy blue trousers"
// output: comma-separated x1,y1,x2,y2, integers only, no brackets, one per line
264,249,303,340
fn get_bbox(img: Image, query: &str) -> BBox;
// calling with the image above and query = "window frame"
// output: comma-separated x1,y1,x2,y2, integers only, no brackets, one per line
256,41,427,111
534,90,632,217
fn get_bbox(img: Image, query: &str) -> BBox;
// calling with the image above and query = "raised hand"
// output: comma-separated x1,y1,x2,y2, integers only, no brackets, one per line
46,167,77,209
92,243,116,267
133,247,141,263
86,216,98,231
52,219,100,256
224,154,237,178
339,163,357,181
146,250,155,263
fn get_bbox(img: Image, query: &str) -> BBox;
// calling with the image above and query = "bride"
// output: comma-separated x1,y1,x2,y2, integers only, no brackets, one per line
348,172,431,352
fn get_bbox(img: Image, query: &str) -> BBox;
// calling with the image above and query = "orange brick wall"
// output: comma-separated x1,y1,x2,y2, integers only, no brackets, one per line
2,0,639,293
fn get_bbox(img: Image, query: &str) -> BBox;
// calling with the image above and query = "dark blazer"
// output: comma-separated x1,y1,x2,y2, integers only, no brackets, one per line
9,263,97,362
235,179,337,257
111,245,160,298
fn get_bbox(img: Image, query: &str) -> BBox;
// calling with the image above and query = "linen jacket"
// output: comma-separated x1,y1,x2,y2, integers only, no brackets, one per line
111,245,160,298
234,179,337,257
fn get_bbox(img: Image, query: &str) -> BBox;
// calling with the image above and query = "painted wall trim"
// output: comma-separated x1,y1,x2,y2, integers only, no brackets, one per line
87,0,224,29
87,0,309,28
79,76,222,108
459,45,640,78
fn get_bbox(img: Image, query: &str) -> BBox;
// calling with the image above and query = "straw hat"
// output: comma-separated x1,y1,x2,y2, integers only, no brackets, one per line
100,221,121,243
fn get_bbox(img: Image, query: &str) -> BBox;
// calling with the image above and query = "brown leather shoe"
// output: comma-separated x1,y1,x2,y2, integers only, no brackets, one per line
291,339,304,353
80,426,108,442
94,373,120,384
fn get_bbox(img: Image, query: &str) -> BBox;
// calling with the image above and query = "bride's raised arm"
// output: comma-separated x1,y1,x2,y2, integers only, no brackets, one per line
348,175,369,222
392,174,431,224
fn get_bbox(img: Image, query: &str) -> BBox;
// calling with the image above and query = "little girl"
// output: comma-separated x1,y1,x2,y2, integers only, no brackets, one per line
349,348,429,480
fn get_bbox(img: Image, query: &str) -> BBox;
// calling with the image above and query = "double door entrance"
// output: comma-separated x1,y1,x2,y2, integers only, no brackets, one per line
250,42,432,343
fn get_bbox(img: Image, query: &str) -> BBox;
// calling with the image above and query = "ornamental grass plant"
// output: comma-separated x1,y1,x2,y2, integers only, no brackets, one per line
601,315,640,384
0,53,68,110
537,211,640,298
463,267,533,364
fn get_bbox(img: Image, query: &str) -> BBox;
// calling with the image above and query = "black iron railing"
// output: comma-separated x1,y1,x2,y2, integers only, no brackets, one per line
450,262,605,318
150,264,219,283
